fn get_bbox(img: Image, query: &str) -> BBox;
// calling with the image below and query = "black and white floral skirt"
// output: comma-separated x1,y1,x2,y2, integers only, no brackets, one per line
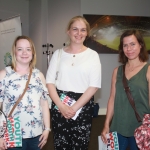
51,89,94,150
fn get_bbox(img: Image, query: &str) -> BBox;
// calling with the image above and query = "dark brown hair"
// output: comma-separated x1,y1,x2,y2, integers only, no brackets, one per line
118,30,148,64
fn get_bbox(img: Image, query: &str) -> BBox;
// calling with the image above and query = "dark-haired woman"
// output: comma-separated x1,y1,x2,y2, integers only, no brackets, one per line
101,30,150,150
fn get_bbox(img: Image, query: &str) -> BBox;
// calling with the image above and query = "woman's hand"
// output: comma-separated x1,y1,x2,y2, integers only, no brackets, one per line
38,130,50,149
59,103,76,119
101,68,117,144
101,126,109,144
0,138,7,150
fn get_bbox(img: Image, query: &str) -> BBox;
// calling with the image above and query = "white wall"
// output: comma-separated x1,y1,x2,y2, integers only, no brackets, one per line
0,0,29,35
81,0,150,16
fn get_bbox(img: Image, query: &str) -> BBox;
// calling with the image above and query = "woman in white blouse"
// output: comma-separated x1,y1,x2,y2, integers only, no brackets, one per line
46,16,101,150
0,36,50,150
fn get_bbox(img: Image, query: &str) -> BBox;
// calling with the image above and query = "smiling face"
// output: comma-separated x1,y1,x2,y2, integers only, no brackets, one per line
15,39,33,66
123,34,141,61
67,19,87,44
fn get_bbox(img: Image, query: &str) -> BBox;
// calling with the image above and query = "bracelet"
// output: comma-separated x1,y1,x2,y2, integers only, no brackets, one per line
44,127,51,132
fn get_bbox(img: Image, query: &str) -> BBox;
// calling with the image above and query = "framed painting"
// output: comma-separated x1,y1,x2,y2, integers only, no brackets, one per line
83,14,150,54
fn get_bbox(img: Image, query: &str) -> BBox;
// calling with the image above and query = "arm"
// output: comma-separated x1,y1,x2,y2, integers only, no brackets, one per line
0,69,6,80
45,50,75,118
38,98,50,149
0,102,7,149
46,83,76,119
71,51,101,113
71,87,98,112
0,69,6,110
0,102,2,109
101,67,118,144
0,70,7,149
71,51,101,111
146,65,150,107
38,72,50,149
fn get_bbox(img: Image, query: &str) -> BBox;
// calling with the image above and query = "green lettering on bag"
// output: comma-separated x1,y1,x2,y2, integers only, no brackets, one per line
7,119,14,141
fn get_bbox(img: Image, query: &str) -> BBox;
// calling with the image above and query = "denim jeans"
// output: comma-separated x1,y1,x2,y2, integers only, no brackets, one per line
117,133,138,150
8,135,41,150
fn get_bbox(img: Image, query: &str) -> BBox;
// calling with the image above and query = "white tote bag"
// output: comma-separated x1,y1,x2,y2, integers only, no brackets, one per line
98,132,119,150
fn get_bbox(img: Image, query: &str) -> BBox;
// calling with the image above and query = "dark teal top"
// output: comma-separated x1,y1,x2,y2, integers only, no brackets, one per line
110,64,150,137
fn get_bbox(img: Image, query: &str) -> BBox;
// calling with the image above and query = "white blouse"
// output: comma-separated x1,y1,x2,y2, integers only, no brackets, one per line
46,48,101,93
0,67,49,138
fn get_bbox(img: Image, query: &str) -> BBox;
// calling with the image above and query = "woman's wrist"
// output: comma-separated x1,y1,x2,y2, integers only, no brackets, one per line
71,104,79,112
44,127,51,132
57,101,64,109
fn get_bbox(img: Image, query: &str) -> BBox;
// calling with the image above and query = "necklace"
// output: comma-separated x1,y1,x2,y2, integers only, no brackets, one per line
127,62,142,72
71,54,76,66
67,46,84,66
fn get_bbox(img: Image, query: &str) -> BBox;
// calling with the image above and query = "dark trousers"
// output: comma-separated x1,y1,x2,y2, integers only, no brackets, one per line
51,89,94,150
8,135,41,150
117,133,138,150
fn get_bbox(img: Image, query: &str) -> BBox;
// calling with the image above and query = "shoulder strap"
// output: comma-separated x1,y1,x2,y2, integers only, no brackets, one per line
8,68,32,117
55,49,62,81
122,65,142,122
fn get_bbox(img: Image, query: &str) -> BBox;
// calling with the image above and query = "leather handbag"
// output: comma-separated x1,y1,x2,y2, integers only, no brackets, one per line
122,65,142,122
55,49,62,81
93,103,99,118
8,68,32,117
122,65,150,150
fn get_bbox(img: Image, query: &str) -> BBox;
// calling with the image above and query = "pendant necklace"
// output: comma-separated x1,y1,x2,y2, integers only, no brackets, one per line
127,62,142,72
69,46,83,66
71,54,76,66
